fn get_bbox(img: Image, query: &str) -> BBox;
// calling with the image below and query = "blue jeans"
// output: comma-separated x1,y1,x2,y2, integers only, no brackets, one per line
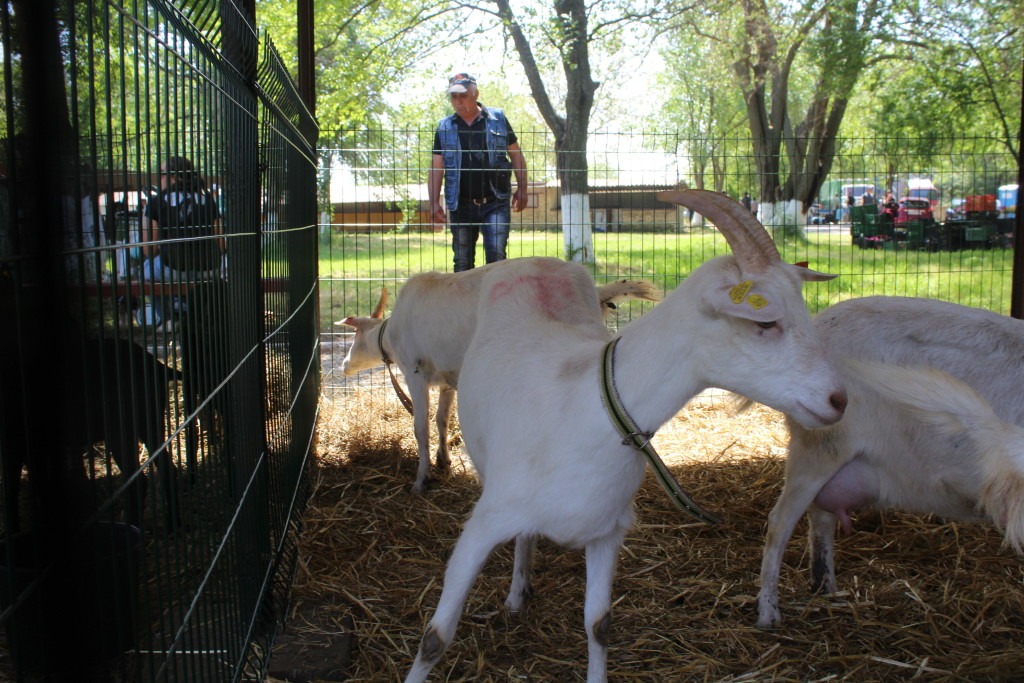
449,199,511,272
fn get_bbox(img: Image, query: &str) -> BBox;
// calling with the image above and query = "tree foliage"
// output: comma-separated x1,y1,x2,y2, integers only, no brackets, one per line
657,6,753,195
256,0,477,137
905,0,1021,165
656,0,1020,231
256,0,1020,233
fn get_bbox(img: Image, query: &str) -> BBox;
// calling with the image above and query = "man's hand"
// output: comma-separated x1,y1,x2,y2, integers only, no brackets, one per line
430,201,447,225
512,187,527,213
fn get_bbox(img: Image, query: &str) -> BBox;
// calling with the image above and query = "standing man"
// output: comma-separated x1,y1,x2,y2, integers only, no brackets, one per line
141,155,223,329
429,72,528,271
143,155,229,469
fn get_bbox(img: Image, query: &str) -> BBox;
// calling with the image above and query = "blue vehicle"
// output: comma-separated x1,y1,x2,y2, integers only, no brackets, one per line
996,184,1017,246
998,183,1018,219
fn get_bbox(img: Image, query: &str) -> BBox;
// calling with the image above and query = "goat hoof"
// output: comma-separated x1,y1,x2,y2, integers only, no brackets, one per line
412,471,447,495
419,626,447,662
755,600,782,629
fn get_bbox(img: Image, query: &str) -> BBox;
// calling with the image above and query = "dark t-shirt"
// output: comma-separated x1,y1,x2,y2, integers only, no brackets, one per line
145,188,221,272
433,108,518,201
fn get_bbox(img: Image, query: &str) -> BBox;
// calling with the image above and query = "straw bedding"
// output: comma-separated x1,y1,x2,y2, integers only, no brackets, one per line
270,390,1024,682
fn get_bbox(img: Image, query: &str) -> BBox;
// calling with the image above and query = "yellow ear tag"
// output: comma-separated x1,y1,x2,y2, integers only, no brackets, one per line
729,281,771,309
729,281,752,304
747,294,769,309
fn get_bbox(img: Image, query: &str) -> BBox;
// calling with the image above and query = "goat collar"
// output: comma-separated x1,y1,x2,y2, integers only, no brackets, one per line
599,337,721,525
377,319,414,416
377,318,394,364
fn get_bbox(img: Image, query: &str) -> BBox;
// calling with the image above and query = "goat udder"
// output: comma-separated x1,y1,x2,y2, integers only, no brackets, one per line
813,459,877,534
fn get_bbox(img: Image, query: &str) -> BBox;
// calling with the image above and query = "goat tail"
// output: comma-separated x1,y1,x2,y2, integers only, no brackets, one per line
849,360,1024,553
981,454,1024,554
596,279,663,309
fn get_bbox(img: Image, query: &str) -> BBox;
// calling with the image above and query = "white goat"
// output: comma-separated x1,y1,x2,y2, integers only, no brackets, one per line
756,296,1024,629
404,190,848,683
337,261,661,494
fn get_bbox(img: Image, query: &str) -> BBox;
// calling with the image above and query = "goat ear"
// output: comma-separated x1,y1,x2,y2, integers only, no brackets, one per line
335,316,359,328
371,288,388,319
790,261,838,282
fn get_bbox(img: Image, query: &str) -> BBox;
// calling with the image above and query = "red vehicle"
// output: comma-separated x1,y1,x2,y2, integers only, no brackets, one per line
895,197,934,225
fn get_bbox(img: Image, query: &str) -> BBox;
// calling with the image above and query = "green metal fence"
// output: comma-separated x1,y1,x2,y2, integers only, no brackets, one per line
319,128,1019,394
0,1,318,680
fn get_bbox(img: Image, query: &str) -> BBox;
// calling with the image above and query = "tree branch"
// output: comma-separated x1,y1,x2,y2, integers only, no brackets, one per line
490,0,566,138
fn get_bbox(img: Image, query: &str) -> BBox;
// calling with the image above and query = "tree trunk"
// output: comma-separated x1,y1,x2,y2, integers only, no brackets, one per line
557,116,594,262
494,0,598,262
735,0,866,237
758,199,804,236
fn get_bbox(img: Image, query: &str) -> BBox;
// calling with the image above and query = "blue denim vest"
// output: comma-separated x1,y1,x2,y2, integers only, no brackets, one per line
436,105,511,211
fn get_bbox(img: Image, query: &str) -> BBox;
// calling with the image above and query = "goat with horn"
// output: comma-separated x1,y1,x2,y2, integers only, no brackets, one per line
403,189,847,682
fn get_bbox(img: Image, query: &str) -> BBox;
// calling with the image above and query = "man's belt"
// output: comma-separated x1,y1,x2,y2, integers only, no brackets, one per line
468,195,496,205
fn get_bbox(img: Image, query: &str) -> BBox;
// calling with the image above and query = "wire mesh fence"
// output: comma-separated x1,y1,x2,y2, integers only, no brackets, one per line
0,1,318,681
319,127,1019,395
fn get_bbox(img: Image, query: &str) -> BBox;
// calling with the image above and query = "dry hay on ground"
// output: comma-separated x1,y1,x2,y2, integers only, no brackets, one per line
279,390,1024,682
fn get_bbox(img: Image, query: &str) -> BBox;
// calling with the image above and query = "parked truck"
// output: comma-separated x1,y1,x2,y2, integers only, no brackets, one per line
938,191,1013,250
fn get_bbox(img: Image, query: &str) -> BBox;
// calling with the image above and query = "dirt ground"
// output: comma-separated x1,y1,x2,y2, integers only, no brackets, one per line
266,389,1024,682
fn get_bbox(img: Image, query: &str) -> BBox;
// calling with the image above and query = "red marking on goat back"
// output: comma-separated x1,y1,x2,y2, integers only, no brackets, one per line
488,273,579,320
487,275,527,304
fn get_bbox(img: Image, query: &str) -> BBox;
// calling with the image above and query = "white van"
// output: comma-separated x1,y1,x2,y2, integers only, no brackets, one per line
906,178,940,207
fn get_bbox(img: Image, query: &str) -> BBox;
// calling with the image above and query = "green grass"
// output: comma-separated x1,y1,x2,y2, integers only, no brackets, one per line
317,228,1015,332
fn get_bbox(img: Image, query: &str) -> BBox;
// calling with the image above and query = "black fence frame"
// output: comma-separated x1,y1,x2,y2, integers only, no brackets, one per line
0,1,319,680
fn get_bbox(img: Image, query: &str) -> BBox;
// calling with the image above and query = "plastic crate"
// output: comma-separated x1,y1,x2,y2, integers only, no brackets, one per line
964,225,993,243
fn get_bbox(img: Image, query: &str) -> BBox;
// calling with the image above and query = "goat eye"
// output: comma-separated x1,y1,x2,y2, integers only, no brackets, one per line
756,321,778,330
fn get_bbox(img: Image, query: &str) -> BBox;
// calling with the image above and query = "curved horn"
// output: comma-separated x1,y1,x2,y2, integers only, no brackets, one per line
657,189,780,273
371,287,388,319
